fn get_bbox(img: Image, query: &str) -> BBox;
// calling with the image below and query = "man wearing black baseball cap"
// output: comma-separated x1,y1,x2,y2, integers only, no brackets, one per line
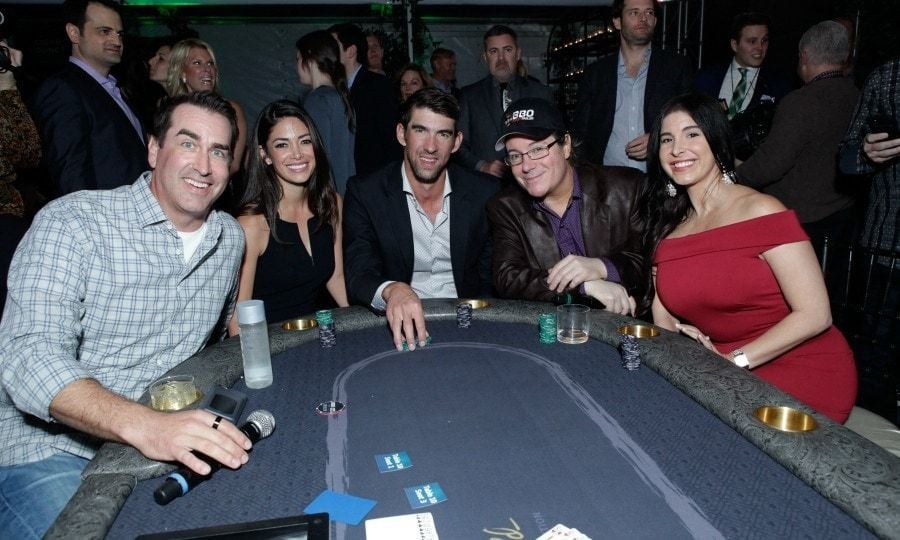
486,97,646,314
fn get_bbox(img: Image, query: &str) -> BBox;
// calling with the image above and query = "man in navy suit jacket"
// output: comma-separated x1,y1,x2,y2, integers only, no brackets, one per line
32,0,147,196
457,25,554,179
694,12,793,120
572,0,693,171
344,88,498,351
329,23,401,176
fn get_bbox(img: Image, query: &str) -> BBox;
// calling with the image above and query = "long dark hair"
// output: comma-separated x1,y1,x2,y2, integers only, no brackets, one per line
296,30,355,132
638,92,735,310
237,100,338,242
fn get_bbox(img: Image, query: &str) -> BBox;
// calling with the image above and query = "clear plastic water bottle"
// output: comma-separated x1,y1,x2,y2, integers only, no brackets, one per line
237,300,273,389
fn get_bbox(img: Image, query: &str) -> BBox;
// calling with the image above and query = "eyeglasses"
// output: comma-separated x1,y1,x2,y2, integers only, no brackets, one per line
504,139,559,166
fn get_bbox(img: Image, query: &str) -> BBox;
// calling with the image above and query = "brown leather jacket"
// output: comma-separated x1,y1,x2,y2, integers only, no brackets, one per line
487,163,645,303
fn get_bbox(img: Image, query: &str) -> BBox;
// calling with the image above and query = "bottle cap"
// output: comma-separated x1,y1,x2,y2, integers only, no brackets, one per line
237,300,266,325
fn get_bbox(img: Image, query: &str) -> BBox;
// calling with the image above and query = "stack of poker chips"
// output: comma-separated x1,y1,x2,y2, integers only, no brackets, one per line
539,313,556,344
456,302,473,328
315,309,336,348
620,334,641,370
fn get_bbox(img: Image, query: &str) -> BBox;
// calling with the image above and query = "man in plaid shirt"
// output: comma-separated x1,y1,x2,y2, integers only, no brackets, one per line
0,91,247,537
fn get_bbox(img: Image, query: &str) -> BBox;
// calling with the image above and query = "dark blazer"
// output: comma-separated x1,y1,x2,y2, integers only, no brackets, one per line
32,62,148,196
695,62,793,111
573,48,694,164
343,161,500,307
737,76,859,224
487,164,645,303
350,68,402,176
457,75,554,170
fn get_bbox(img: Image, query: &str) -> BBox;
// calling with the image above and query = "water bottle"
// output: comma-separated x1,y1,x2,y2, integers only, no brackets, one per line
237,300,273,389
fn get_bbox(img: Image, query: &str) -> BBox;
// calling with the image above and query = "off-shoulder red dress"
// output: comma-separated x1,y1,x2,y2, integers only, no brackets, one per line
654,210,857,423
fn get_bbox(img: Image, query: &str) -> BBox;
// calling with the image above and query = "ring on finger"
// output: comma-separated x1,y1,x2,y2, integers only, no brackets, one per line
212,415,223,430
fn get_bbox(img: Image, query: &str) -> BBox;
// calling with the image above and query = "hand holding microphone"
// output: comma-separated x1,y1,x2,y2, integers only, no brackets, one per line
154,409,275,505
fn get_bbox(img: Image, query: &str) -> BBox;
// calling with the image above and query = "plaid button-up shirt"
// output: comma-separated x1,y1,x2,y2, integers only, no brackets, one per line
839,58,900,251
0,172,243,466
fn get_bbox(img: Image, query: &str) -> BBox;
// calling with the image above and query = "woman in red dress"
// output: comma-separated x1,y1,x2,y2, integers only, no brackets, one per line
641,93,856,423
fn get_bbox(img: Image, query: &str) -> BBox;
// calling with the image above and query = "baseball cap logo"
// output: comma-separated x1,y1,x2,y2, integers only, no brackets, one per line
505,108,535,126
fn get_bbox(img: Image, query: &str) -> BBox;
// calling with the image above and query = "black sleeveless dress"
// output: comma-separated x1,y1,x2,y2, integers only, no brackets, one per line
253,216,335,322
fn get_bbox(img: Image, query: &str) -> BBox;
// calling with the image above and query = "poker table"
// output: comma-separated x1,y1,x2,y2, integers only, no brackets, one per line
45,299,900,539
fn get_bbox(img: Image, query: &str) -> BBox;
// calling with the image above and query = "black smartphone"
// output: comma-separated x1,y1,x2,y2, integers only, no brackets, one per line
198,386,247,424
869,114,900,140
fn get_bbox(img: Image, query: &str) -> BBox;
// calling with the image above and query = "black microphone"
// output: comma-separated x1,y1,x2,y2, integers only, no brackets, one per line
153,409,275,505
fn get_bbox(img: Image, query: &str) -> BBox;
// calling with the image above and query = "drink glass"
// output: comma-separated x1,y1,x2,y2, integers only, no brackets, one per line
150,375,200,411
557,304,591,344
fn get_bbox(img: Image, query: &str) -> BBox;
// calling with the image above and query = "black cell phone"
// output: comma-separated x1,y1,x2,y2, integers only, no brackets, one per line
198,386,247,424
869,114,900,140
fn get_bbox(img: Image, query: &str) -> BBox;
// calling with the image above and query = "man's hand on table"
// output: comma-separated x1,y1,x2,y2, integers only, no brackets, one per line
126,408,252,475
383,282,428,351
546,255,607,292
49,379,251,476
584,279,636,316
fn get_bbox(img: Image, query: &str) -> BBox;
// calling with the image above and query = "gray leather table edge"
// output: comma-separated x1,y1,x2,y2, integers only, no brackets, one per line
44,299,900,540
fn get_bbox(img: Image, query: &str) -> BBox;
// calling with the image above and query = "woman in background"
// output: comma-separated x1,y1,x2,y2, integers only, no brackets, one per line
396,63,432,102
642,93,856,423
228,100,348,334
0,40,40,317
295,30,355,195
147,40,172,90
167,38,247,175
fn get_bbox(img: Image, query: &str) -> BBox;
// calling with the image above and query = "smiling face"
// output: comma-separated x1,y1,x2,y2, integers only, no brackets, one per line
397,107,461,185
731,24,769,68
260,116,316,188
148,45,171,84
614,0,657,47
149,103,232,231
505,133,572,201
400,70,425,101
182,46,217,92
484,33,521,83
66,2,124,75
658,110,720,189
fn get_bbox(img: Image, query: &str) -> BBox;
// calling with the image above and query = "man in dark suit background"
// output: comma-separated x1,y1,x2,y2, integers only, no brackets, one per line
695,13,792,119
344,88,498,350
329,23,400,176
695,12,793,160
32,0,147,196
572,0,693,171
457,25,554,179
430,47,461,99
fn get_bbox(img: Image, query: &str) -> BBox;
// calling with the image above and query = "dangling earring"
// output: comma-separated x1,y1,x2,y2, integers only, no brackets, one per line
666,182,677,198
716,158,736,184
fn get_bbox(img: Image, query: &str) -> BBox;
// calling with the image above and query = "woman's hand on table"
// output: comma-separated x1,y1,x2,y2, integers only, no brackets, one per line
675,323,728,360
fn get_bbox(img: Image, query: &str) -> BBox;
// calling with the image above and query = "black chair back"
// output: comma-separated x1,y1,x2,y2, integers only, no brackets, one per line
820,237,900,424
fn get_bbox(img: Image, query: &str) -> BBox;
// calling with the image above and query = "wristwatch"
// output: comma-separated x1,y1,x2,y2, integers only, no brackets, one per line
730,349,751,369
